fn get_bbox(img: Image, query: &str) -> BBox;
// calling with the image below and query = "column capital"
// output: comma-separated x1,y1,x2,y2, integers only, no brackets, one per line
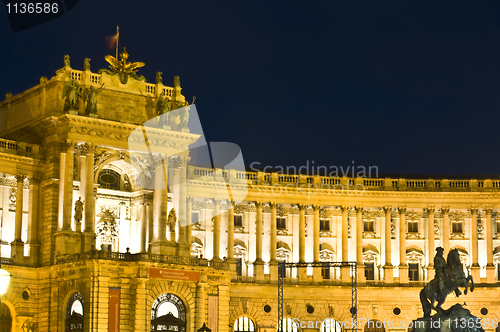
426,206,435,214
441,206,450,214
484,205,494,214
213,198,223,206
311,204,321,211
355,206,364,213
60,140,76,152
383,205,392,213
186,196,195,204
254,201,263,208
26,176,42,185
398,206,407,214
469,206,479,214
15,174,26,182
269,202,277,209
340,205,349,212
78,143,90,155
297,204,306,211
169,156,190,168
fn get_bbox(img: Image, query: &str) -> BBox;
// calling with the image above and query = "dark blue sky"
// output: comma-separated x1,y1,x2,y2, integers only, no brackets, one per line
2,1,500,177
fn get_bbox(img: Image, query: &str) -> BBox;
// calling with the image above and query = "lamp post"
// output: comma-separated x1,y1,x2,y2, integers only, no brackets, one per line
198,323,212,332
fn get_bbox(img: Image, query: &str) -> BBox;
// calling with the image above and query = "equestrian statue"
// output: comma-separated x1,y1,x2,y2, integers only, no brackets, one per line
420,247,474,317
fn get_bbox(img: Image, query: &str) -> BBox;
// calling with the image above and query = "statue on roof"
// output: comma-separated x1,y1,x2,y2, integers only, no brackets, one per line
64,55,71,68
156,72,163,85
84,58,91,71
156,91,172,128
62,79,81,112
419,248,474,317
82,83,105,116
99,48,146,84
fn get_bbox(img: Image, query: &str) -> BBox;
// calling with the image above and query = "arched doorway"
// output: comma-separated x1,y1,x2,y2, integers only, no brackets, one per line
151,293,187,332
233,316,255,332
65,292,84,331
278,318,299,332
364,320,385,332
321,318,342,332
0,303,12,332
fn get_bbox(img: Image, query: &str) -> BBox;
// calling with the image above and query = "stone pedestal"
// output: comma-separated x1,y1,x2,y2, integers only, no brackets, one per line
341,266,351,282
470,265,480,281
82,231,96,252
150,240,176,255
10,240,25,264
383,264,393,283
399,265,409,283
413,304,484,332
176,242,191,257
254,261,265,282
54,230,82,256
357,264,366,283
227,258,237,273
486,265,496,283
269,261,278,281
27,242,40,266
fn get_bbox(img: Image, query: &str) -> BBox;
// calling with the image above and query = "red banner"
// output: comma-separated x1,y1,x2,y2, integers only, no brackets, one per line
109,288,120,332
149,268,200,281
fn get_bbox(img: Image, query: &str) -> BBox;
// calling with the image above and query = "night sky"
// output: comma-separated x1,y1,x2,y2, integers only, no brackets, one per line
2,1,500,177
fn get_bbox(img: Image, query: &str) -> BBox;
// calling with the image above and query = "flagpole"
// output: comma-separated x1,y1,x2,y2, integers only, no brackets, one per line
116,26,119,59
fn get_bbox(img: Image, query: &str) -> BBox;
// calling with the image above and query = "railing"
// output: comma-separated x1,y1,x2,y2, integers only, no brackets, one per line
234,276,255,283
0,138,41,158
449,181,469,188
55,250,228,270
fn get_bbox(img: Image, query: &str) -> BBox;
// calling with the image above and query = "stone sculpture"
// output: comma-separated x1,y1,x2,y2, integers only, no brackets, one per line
62,79,81,111
82,83,105,116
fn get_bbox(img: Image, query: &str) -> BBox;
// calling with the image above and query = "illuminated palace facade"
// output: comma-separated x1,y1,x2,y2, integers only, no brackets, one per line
0,55,499,332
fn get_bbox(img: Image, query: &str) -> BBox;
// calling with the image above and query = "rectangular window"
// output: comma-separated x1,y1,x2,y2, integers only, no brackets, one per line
320,219,330,231
102,244,112,251
408,221,418,233
365,263,374,280
234,215,243,227
321,263,330,279
364,220,374,232
452,221,463,233
236,258,242,276
277,218,286,230
409,263,419,281
192,212,199,224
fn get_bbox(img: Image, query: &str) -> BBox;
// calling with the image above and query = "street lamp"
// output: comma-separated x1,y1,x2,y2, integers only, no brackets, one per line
198,323,212,332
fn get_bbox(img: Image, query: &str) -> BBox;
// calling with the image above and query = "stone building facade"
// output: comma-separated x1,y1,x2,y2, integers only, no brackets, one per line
0,53,499,331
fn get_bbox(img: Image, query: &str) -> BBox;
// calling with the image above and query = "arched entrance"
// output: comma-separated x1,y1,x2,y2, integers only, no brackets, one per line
364,320,385,332
151,293,187,332
65,292,84,331
0,303,12,332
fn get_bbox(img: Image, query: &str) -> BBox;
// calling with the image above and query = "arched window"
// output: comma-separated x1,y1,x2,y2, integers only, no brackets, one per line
321,319,342,332
364,320,385,332
0,303,12,332
98,169,121,190
66,292,83,331
278,318,299,332
234,317,255,332
151,293,186,332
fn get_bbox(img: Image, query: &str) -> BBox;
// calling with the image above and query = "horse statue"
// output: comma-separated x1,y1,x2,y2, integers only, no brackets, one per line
420,248,474,317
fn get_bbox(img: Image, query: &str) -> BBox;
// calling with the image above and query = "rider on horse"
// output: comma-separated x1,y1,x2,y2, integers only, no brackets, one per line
434,247,447,293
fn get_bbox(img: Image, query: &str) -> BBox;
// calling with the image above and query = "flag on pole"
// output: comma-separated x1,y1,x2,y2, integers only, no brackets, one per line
106,26,120,58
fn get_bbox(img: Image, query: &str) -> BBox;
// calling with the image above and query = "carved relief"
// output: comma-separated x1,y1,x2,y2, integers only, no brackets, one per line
319,208,331,219
277,206,289,217
8,187,16,211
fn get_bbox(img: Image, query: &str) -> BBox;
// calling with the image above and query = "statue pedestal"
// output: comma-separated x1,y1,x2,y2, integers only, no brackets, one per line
413,304,484,332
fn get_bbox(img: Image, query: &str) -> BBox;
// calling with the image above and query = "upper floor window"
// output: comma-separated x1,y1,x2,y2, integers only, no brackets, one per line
408,220,418,233
409,263,419,281
192,212,199,224
320,219,330,231
234,215,243,227
277,218,286,230
364,220,374,232
365,263,374,280
452,221,463,233
98,169,120,190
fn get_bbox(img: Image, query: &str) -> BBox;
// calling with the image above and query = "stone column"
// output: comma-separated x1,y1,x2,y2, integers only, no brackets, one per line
398,206,408,283
312,205,321,281
227,201,236,271
186,197,193,249
341,206,350,281
470,206,480,280
356,206,366,282
11,175,26,262
441,206,450,254
269,203,278,281
83,143,96,251
298,204,307,281
195,282,207,331
426,206,436,280
485,206,495,282
151,164,169,254
177,157,190,256
383,206,393,283
212,199,221,262
63,142,75,230
27,177,41,266
140,203,148,253
254,201,264,281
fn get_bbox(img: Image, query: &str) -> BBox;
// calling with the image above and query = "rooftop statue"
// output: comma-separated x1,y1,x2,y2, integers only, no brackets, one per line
99,48,146,84
82,83,105,116
156,91,172,128
420,247,474,317
156,71,163,85
62,79,81,112
83,58,91,71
